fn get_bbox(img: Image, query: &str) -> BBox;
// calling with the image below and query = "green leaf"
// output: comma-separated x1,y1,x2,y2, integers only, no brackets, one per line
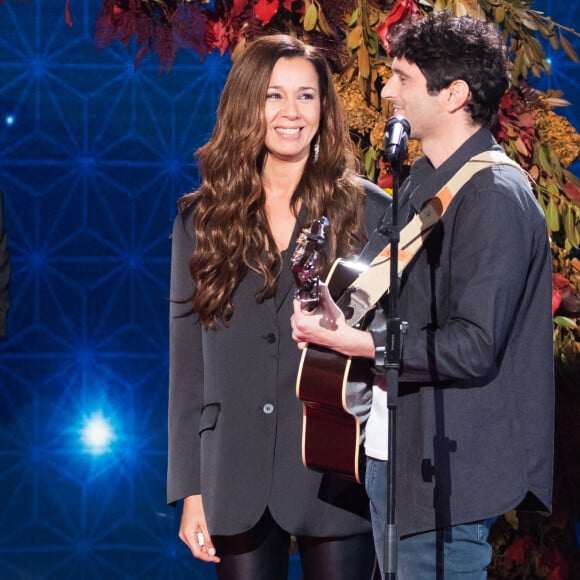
546,198,560,232
536,190,547,213
564,208,580,247
537,145,553,176
554,316,578,329
304,3,318,32
348,8,359,27
364,148,377,179
546,182,560,197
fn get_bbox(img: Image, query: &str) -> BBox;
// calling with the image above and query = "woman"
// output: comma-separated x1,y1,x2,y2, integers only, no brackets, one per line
168,34,389,579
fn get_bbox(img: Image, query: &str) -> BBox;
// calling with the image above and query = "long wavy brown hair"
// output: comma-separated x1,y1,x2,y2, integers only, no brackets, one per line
180,34,367,329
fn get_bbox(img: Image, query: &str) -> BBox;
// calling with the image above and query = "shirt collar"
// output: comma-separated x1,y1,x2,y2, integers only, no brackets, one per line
406,128,502,214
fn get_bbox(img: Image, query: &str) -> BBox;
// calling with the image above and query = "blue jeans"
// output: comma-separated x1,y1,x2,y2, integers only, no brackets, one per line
365,457,494,579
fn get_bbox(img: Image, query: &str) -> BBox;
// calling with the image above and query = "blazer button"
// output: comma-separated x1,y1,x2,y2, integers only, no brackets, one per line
264,333,276,344
262,403,274,414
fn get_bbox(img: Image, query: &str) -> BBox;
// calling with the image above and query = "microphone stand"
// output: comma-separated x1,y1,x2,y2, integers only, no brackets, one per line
377,123,408,579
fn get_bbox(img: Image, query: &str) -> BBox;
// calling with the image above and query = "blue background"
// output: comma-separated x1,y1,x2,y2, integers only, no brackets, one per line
0,1,577,578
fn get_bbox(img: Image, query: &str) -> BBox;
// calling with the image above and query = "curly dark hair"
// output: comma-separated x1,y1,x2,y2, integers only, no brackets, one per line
387,10,509,128
180,34,366,329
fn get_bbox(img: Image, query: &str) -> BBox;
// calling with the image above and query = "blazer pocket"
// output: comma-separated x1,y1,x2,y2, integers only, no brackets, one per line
199,402,221,435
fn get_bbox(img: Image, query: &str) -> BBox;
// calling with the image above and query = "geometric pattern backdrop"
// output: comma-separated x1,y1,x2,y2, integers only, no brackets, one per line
0,1,577,578
0,2,226,578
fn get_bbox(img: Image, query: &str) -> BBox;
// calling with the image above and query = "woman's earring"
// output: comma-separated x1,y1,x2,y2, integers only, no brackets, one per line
313,138,320,163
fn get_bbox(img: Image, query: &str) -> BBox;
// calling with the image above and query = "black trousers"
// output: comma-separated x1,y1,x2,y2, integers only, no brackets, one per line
213,509,377,580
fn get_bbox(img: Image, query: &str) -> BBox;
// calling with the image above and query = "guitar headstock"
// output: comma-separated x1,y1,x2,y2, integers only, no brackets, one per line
291,216,329,310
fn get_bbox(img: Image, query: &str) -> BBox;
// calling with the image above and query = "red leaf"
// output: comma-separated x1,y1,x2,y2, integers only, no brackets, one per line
232,0,247,18
548,567,566,580
500,92,514,109
564,181,580,201
553,273,571,291
503,536,528,565
518,111,535,128
206,19,230,56
552,289,563,315
65,0,72,27
544,544,569,580
376,20,389,49
378,172,393,190
377,0,419,49
282,0,299,11
255,0,279,26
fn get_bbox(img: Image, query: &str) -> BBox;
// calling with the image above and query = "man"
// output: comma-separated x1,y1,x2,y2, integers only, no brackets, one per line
291,10,554,579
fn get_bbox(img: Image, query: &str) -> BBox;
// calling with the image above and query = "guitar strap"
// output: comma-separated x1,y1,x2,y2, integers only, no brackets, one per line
339,150,528,326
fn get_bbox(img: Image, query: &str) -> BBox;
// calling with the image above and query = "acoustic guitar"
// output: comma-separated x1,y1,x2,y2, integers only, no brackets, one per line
291,152,524,483
291,219,375,484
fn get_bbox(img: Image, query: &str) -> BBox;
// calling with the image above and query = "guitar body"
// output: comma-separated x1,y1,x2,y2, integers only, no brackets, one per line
294,159,506,482
296,259,375,483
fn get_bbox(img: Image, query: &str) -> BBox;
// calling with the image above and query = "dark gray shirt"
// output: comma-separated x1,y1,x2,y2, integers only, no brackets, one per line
373,128,554,536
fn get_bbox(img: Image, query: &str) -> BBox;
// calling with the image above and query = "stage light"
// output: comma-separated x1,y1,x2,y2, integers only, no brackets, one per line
80,412,116,455
5,115,14,126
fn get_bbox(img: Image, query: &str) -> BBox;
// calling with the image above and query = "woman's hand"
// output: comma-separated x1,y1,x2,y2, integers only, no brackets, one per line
179,494,220,563
291,283,375,359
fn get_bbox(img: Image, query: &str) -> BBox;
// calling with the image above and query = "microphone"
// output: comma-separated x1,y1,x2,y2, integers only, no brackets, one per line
383,115,410,165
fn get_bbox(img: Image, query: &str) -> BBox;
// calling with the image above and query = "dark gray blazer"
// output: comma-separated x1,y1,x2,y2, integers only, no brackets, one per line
167,180,391,536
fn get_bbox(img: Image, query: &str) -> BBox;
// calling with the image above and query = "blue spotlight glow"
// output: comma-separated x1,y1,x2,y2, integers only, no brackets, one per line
5,115,14,126
80,412,116,455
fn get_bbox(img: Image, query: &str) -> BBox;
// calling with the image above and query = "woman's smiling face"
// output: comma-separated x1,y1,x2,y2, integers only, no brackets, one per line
263,56,321,164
